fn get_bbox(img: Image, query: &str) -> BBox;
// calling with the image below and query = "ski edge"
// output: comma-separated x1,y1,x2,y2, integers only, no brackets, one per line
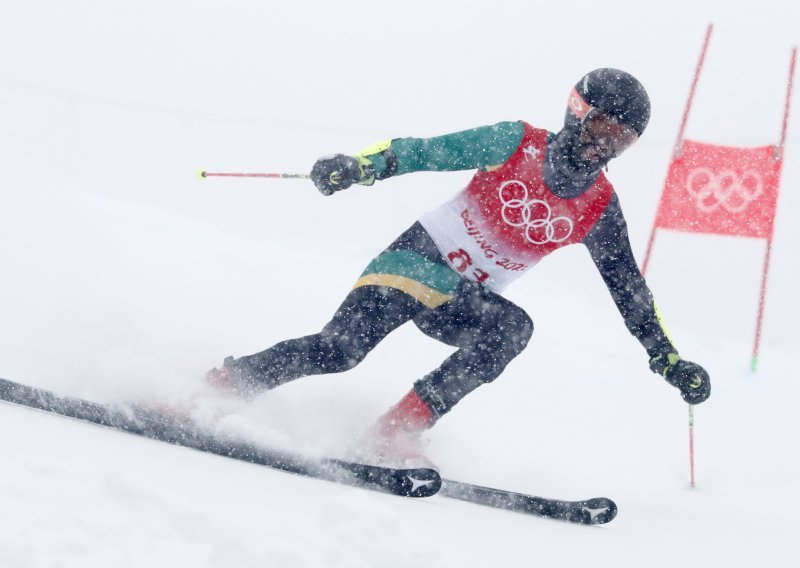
0,377,441,498
439,478,617,525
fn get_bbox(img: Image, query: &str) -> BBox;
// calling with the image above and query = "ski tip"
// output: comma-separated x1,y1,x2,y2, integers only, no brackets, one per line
196,169,207,179
576,497,618,525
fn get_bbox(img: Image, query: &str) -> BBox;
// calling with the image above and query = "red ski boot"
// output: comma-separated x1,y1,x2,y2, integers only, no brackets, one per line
359,389,438,468
205,356,256,397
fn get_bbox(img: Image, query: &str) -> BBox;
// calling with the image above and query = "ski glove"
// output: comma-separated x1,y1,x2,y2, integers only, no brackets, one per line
310,154,375,196
649,353,711,405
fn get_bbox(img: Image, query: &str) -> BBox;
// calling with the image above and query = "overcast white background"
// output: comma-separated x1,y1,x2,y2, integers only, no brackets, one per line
1,1,798,566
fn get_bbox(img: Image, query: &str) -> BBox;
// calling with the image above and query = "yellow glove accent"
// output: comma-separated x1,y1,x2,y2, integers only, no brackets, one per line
357,139,392,157
355,155,375,186
653,302,675,344
649,352,682,377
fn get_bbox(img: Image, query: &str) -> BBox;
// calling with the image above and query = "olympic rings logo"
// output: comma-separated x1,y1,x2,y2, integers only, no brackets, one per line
685,168,764,214
498,180,574,245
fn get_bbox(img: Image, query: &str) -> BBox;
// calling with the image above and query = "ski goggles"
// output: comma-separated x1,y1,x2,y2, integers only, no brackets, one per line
568,87,640,157
581,111,639,157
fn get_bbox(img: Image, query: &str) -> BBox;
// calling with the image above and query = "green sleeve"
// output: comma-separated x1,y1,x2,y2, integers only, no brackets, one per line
364,121,525,177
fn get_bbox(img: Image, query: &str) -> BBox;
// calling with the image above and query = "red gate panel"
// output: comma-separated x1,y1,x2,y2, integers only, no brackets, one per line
654,140,780,239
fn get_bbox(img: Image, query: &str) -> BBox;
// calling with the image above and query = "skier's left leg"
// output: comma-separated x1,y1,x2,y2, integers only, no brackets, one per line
371,279,533,455
411,279,534,417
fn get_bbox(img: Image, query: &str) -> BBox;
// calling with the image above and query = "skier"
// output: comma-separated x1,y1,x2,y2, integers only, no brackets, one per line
207,68,711,462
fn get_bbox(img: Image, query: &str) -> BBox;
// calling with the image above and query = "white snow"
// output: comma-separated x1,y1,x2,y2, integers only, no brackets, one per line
1,1,799,566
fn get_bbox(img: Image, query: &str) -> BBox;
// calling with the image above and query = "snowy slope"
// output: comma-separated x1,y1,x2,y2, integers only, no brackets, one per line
1,1,799,566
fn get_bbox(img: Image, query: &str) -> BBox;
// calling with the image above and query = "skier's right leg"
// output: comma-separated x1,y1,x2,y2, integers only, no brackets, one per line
208,286,422,395
208,222,461,396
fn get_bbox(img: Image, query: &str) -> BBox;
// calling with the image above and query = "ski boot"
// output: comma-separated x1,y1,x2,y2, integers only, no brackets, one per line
357,389,438,469
205,356,258,397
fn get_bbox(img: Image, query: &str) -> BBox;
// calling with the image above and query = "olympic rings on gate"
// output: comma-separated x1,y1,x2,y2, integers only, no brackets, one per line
685,168,764,214
498,180,574,245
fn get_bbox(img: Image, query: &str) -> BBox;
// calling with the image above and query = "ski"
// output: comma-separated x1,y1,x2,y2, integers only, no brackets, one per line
439,479,617,524
0,376,617,521
0,377,441,498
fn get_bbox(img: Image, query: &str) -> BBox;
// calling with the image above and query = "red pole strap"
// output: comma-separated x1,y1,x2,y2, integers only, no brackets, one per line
777,47,797,160
642,24,714,278
751,239,773,371
199,171,310,179
752,47,796,371
689,405,696,488
674,24,714,158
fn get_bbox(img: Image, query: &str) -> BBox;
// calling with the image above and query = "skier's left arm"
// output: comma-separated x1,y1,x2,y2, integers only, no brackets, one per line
582,193,711,404
309,122,524,195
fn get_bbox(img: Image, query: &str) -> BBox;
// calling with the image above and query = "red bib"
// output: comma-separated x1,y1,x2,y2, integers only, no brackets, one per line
466,123,613,259
419,122,614,291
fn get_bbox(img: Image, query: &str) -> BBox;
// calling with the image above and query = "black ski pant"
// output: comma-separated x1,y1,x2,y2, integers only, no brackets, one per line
229,231,534,418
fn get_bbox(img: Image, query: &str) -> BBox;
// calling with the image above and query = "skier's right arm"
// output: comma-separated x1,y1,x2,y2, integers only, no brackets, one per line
310,122,525,196
583,193,711,405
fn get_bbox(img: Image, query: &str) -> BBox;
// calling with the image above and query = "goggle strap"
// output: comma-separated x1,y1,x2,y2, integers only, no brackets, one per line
568,87,593,122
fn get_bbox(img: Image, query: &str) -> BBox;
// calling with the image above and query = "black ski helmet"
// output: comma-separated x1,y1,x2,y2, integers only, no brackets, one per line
566,68,651,136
